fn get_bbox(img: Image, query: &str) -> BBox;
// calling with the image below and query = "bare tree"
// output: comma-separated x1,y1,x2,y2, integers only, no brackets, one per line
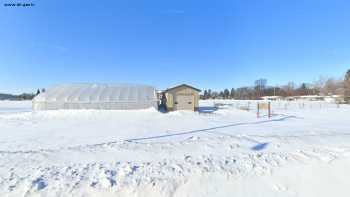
318,78,343,96
313,76,327,94
282,82,295,97
254,78,267,98
323,78,335,95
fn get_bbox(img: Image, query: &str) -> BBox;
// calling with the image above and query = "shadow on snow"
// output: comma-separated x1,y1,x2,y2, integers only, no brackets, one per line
198,106,219,114
126,115,298,142
251,142,269,151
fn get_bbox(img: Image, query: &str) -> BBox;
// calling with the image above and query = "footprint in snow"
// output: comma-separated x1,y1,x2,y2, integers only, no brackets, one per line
32,177,47,191
272,184,288,191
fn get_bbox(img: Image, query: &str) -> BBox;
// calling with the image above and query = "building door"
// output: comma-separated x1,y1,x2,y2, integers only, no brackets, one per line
174,95,194,110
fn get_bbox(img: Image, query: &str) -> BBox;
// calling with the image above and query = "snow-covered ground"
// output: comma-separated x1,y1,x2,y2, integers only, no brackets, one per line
0,100,32,114
0,100,349,197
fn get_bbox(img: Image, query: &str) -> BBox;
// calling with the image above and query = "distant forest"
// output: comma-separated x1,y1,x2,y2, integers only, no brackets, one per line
0,93,36,101
0,89,44,101
201,69,350,101
2,69,350,102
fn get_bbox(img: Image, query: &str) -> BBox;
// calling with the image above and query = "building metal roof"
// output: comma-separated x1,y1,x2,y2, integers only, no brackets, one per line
164,84,201,92
33,83,157,103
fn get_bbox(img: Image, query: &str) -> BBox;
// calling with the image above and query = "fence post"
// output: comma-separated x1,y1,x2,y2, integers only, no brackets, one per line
257,103,260,118
268,102,271,118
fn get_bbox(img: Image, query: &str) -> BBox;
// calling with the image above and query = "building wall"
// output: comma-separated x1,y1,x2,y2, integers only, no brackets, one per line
33,101,158,110
165,86,199,111
165,92,174,111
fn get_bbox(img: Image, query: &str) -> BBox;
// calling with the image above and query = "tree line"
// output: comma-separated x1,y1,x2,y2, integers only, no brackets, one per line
0,88,46,101
0,93,36,101
201,69,350,101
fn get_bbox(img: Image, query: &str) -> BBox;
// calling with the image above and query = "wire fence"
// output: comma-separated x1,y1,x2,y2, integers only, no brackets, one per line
207,100,348,117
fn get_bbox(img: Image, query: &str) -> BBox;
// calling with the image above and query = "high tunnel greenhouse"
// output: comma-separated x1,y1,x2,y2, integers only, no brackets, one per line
32,84,158,110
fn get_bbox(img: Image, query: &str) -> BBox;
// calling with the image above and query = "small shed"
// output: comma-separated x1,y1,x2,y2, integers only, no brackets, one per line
163,84,201,111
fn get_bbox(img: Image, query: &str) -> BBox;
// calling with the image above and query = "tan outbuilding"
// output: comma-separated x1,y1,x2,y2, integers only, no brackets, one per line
163,84,201,111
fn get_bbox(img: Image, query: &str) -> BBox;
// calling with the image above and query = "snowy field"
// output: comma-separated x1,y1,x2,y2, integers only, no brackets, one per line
0,100,350,197
0,100,32,114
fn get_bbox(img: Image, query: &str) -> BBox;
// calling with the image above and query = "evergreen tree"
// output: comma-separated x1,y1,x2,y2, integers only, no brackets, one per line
219,91,224,98
230,88,235,99
36,89,41,95
208,89,212,99
298,83,308,96
345,69,350,102
223,89,230,99
203,90,208,99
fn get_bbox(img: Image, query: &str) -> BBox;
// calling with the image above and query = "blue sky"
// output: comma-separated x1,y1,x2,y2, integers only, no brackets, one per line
1,0,350,93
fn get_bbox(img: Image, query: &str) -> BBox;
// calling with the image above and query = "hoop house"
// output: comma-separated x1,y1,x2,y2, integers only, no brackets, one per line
32,84,158,110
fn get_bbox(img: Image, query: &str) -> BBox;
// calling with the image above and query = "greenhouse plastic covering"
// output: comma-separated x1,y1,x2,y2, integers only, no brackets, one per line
33,84,158,110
